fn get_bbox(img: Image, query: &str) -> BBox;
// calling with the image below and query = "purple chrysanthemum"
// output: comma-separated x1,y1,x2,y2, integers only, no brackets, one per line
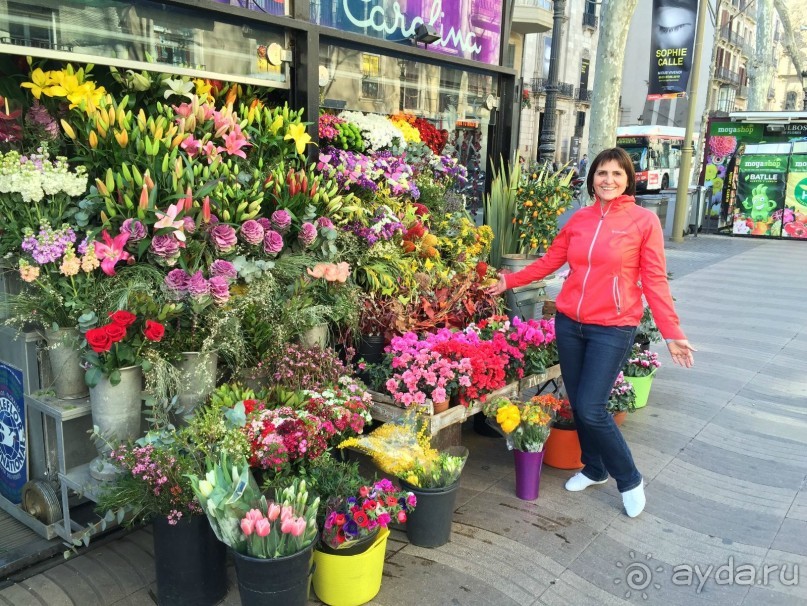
263,229,284,255
239,219,265,245
298,222,317,248
270,209,292,234
210,224,237,253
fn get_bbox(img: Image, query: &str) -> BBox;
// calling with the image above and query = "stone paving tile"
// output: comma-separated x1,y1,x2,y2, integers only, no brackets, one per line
709,402,807,445
756,550,806,600
786,490,807,523
531,570,625,606
693,424,807,467
567,532,752,606
644,480,784,548
375,550,523,605
15,574,69,606
0,583,51,605
742,586,807,606
676,439,806,489
40,564,100,605
770,518,807,558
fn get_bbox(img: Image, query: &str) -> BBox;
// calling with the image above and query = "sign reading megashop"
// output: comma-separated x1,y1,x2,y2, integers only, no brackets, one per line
316,0,502,64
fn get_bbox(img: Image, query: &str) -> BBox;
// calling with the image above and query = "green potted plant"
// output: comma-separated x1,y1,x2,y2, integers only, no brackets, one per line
622,345,661,408
607,372,637,425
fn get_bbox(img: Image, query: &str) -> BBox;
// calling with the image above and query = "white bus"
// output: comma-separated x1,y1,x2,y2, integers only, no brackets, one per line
616,125,685,192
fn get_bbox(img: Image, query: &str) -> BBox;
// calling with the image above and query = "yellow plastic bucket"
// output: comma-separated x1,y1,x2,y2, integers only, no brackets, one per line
312,527,390,606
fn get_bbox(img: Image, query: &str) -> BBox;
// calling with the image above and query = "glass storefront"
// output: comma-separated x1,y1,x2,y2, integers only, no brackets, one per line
0,0,288,86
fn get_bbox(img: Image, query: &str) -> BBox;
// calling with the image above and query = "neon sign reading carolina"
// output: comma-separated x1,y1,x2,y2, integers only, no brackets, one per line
342,0,483,56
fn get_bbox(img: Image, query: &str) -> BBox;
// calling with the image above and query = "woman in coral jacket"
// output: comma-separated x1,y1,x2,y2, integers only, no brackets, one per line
489,147,695,518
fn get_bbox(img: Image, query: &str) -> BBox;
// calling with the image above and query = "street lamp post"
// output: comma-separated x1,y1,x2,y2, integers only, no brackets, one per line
538,0,566,164
802,70,807,111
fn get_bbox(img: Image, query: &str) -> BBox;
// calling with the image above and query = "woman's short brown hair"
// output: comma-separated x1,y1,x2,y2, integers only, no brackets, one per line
586,147,636,198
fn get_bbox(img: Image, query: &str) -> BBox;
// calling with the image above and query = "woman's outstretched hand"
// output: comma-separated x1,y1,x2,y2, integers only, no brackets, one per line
667,339,696,368
487,274,508,296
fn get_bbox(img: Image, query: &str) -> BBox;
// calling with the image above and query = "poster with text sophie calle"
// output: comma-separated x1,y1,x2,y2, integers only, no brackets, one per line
314,0,503,65
648,0,698,100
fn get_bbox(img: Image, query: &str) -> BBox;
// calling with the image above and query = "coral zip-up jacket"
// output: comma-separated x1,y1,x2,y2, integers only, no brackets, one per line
505,195,686,340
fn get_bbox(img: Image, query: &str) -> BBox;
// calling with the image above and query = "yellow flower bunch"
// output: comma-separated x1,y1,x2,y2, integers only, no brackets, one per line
496,404,521,433
483,395,563,452
389,117,422,143
21,65,107,114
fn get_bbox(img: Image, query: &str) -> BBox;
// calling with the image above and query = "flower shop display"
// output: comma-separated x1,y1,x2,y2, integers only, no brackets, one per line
188,456,319,606
541,398,583,470
622,345,661,409
43,328,88,400
482,395,563,500
340,410,468,547
514,165,574,255
607,372,637,426
95,428,226,606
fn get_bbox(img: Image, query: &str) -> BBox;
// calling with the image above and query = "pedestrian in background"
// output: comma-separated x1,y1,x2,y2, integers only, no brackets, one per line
578,153,588,176
488,147,695,518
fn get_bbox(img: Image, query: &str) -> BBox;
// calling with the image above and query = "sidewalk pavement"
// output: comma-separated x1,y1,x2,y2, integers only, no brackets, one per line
2,234,806,606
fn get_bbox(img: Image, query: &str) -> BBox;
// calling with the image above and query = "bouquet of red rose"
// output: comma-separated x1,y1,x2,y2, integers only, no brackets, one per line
321,478,417,552
82,310,166,387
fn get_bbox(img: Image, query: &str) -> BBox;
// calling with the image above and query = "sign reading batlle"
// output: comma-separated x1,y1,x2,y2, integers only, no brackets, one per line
319,0,502,64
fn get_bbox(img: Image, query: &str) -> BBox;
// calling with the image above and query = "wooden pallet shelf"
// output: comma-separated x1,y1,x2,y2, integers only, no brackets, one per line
368,364,562,436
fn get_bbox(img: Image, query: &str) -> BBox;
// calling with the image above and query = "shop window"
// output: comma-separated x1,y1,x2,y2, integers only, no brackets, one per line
361,53,381,99
575,111,586,138
784,91,798,110
154,25,194,67
399,59,419,111
5,2,56,50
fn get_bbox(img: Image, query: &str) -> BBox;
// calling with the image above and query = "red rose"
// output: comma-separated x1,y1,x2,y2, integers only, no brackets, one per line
104,322,127,343
143,320,165,342
108,310,137,327
86,327,112,353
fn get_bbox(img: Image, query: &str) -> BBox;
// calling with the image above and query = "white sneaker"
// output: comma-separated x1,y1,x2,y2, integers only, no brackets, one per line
622,481,646,518
565,472,608,492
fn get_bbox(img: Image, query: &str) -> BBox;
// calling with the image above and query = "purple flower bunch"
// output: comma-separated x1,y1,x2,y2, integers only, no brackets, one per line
371,151,418,197
317,147,379,193
21,222,76,264
347,206,404,246
430,154,468,187
163,259,236,306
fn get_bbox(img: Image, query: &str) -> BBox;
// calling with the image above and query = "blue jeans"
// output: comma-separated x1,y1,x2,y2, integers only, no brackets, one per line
555,313,642,492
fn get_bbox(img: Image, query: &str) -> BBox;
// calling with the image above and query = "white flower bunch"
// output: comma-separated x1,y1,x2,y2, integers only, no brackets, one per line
0,150,88,203
340,111,407,152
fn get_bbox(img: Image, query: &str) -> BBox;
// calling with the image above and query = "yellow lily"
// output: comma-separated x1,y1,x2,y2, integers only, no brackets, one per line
20,68,65,99
284,123,311,155
269,115,284,135
114,129,129,148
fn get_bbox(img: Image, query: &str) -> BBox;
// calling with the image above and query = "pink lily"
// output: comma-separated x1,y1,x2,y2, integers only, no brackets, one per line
154,204,186,242
218,127,250,159
180,135,201,157
94,230,132,276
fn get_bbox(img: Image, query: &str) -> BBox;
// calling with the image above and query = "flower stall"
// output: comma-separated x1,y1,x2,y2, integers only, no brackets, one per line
0,0,539,598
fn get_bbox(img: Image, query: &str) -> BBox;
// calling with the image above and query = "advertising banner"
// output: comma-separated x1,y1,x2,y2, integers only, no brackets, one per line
0,362,26,505
315,0,502,64
647,0,699,100
733,154,788,237
783,154,807,239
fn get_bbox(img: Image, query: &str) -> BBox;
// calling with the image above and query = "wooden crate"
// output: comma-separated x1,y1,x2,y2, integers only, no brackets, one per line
367,363,562,436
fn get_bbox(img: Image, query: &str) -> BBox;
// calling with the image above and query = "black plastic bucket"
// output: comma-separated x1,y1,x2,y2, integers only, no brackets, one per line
358,335,386,364
152,515,227,606
400,480,459,548
473,411,502,438
232,542,315,606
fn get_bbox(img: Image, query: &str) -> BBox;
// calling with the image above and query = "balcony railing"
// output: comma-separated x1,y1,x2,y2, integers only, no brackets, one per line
582,12,598,29
715,66,741,86
530,77,547,94
558,82,574,97
575,87,594,103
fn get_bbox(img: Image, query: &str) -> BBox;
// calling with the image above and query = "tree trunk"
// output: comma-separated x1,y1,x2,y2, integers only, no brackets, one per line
773,0,804,78
748,0,776,110
587,0,639,167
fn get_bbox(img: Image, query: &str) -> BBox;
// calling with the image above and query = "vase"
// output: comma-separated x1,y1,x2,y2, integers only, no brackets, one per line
499,254,544,321
400,479,459,548
357,334,385,364
542,426,583,470
232,541,315,606
88,365,143,481
174,351,218,419
313,528,389,606
432,399,449,414
612,411,627,426
152,514,227,606
300,323,329,348
513,449,545,500
623,370,656,409
44,328,88,400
